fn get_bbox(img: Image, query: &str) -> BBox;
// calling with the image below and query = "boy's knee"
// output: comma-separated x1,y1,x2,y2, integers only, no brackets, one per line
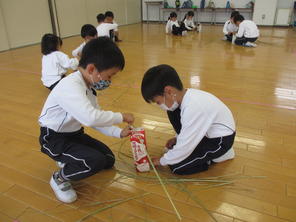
89,154,107,172
104,153,115,169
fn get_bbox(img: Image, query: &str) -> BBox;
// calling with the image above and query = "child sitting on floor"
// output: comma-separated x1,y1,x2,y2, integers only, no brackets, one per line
233,14,259,47
166,12,187,36
41,34,78,90
72,24,97,58
141,64,236,175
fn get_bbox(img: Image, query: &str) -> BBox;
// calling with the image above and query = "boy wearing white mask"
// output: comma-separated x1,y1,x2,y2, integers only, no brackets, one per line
141,65,236,175
39,37,134,203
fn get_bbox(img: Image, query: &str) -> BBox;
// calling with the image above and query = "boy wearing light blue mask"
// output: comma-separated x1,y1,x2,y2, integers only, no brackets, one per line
141,64,236,175
38,37,134,203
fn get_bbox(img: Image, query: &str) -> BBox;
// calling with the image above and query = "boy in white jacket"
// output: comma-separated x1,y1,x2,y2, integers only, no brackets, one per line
141,65,236,175
39,37,134,203
233,14,259,47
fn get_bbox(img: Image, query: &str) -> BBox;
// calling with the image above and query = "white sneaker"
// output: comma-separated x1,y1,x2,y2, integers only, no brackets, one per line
50,172,77,203
56,161,65,168
245,42,257,47
222,36,227,41
182,31,187,36
212,147,235,163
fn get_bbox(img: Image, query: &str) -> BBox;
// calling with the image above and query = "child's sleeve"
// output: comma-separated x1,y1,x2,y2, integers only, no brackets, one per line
54,83,123,128
159,107,213,166
58,52,79,70
93,126,122,138
106,23,118,32
72,43,84,57
223,21,229,35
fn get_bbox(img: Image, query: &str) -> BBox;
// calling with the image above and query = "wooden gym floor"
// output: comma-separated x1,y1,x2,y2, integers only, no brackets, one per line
0,23,295,222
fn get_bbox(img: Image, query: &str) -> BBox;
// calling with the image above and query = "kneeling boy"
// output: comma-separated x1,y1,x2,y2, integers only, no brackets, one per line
141,65,236,175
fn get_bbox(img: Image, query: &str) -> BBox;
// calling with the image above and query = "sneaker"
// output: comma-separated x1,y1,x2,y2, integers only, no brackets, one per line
222,36,227,41
50,172,77,203
245,42,257,47
56,161,65,168
212,147,235,163
182,31,187,36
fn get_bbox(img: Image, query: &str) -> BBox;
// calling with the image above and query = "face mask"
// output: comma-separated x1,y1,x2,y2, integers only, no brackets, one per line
158,94,179,111
91,74,111,91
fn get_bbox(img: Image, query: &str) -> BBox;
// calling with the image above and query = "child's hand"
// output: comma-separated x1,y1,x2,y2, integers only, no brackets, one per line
120,125,132,138
166,137,177,149
122,113,134,124
151,157,161,166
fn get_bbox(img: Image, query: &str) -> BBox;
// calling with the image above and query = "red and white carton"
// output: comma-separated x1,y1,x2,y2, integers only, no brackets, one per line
130,127,150,172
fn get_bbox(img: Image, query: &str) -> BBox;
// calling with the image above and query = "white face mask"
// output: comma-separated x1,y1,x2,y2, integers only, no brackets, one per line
158,94,179,111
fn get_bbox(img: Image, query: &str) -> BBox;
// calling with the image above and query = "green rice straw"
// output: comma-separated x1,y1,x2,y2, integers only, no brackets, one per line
77,192,150,222
177,183,218,222
145,152,182,221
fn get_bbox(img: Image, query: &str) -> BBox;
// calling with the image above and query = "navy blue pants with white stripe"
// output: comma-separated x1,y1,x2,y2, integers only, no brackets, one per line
167,108,235,175
39,127,115,181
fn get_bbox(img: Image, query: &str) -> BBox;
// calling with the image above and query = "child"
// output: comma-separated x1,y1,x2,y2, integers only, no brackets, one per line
104,11,122,42
183,11,201,32
96,13,118,41
223,11,240,41
166,12,187,36
141,65,236,175
39,37,134,203
72,24,97,58
233,14,259,47
41,34,79,90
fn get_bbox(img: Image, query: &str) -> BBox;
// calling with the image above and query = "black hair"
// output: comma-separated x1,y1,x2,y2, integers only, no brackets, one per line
233,14,245,23
105,11,114,18
79,37,125,72
41,33,62,55
183,11,194,21
141,64,183,103
96,13,105,23
81,24,97,38
168,12,177,20
187,11,194,17
230,10,240,18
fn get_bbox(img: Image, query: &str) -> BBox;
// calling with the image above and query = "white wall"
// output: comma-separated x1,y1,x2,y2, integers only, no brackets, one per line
0,0,142,50
55,0,142,38
0,6,9,51
0,0,53,48
277,0,294,8
253,0,278,25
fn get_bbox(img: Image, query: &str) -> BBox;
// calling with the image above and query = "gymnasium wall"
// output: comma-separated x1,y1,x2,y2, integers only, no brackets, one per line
0,6,9,51
0,0,52,49
0,0,142,50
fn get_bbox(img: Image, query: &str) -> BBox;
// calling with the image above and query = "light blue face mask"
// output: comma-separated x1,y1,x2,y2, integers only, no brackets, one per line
91,75,111,91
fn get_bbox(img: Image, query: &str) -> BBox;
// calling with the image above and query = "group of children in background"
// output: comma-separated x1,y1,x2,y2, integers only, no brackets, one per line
39,9,237,204
166,10,259,47
41,11,120,90
166,11,201,36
